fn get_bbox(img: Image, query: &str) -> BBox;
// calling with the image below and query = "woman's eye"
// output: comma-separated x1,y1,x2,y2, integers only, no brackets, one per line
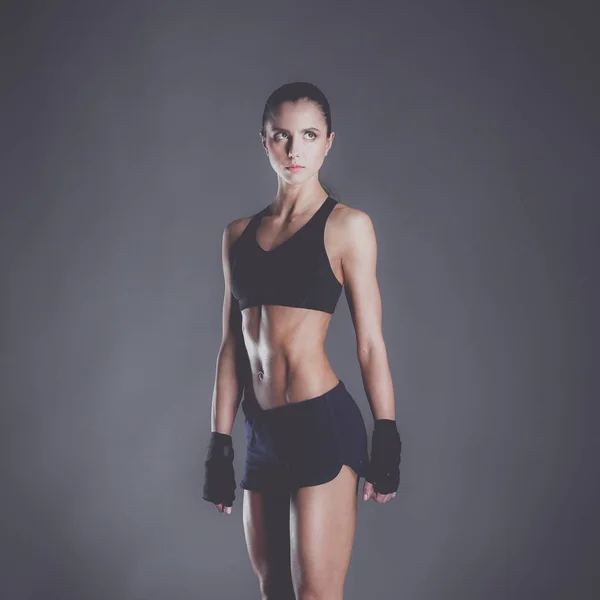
274,132,316,140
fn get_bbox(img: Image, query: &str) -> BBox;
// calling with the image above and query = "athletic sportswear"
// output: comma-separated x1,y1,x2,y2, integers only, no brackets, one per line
229,196,343,314
202,432,236,507
240,379,369,492
365,419,402,494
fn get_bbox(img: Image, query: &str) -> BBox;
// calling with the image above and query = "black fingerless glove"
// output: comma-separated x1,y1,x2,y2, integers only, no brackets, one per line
202,432,236,507
365,419,402,494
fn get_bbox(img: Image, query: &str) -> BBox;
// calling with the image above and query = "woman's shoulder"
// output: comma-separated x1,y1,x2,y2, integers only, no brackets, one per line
223,208,263,251
331,199,370,216
226,214,253,243
329,201,373,235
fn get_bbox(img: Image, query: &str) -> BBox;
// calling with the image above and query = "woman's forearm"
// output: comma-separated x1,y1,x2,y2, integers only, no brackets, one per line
357,340,396,422
211,336,244,435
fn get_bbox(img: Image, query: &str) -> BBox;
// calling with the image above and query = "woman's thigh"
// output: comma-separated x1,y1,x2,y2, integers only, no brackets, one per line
242,488,295,598
289,464,359,599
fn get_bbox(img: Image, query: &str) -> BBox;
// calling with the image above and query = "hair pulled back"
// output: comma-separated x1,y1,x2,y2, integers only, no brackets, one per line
260,82,332,138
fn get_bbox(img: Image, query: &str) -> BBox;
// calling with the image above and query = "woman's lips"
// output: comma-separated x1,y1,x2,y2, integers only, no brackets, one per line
285,165,304,172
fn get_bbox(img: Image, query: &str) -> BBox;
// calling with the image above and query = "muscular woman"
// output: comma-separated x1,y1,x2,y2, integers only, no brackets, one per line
202,82,402,600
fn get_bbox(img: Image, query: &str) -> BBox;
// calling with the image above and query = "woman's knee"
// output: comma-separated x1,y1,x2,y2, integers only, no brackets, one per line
258,570,296,599
296,581,343,600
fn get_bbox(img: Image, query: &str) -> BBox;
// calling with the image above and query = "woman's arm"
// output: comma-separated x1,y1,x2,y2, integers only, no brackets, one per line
340,209,396,421
210,222,248,435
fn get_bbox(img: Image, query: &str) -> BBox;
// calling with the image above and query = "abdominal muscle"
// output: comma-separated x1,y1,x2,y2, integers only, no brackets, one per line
240,304,339,410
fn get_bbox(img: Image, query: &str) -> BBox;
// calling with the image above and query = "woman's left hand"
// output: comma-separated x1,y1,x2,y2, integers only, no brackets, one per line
363,418,402,502
362,480,396,503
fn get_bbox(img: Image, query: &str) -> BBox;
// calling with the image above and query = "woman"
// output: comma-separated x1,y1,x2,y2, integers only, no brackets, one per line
202,82,402,600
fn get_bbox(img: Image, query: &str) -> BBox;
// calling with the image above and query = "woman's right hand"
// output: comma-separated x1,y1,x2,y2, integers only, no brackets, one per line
215,502,232,515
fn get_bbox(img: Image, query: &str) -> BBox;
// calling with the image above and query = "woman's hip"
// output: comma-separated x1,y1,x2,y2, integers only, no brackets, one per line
244,379,367,465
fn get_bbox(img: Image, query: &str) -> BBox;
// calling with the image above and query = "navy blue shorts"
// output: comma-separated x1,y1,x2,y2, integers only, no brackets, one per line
239,379,369,493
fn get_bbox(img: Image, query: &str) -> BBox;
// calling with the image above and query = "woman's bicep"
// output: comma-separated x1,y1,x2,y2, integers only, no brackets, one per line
220,223,243,345
341,209,384,356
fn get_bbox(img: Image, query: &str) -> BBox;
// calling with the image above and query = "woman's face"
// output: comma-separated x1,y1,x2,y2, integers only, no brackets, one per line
261,99,334,183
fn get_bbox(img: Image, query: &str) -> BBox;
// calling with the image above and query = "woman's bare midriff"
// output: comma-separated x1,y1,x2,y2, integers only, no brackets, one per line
241,304,339,410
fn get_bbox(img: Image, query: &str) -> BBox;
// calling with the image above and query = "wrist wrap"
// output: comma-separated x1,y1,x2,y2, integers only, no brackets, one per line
202,432,236,507
365,419,402,494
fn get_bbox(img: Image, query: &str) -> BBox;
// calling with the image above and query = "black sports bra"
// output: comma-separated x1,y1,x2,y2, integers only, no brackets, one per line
229,196,343,314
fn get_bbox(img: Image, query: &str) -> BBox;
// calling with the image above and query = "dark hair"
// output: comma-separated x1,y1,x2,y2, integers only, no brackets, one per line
260,81,332,137
260,81,337,199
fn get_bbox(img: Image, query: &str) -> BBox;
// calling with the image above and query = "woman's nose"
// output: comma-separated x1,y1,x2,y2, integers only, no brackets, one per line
287,139,301,157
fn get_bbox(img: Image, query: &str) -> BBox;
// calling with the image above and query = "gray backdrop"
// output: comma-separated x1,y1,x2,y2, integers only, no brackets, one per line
1,1,598,599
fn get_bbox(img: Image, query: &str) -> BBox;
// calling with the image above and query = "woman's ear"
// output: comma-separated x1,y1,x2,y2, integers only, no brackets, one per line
326,131,335,154
259,132,268,154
